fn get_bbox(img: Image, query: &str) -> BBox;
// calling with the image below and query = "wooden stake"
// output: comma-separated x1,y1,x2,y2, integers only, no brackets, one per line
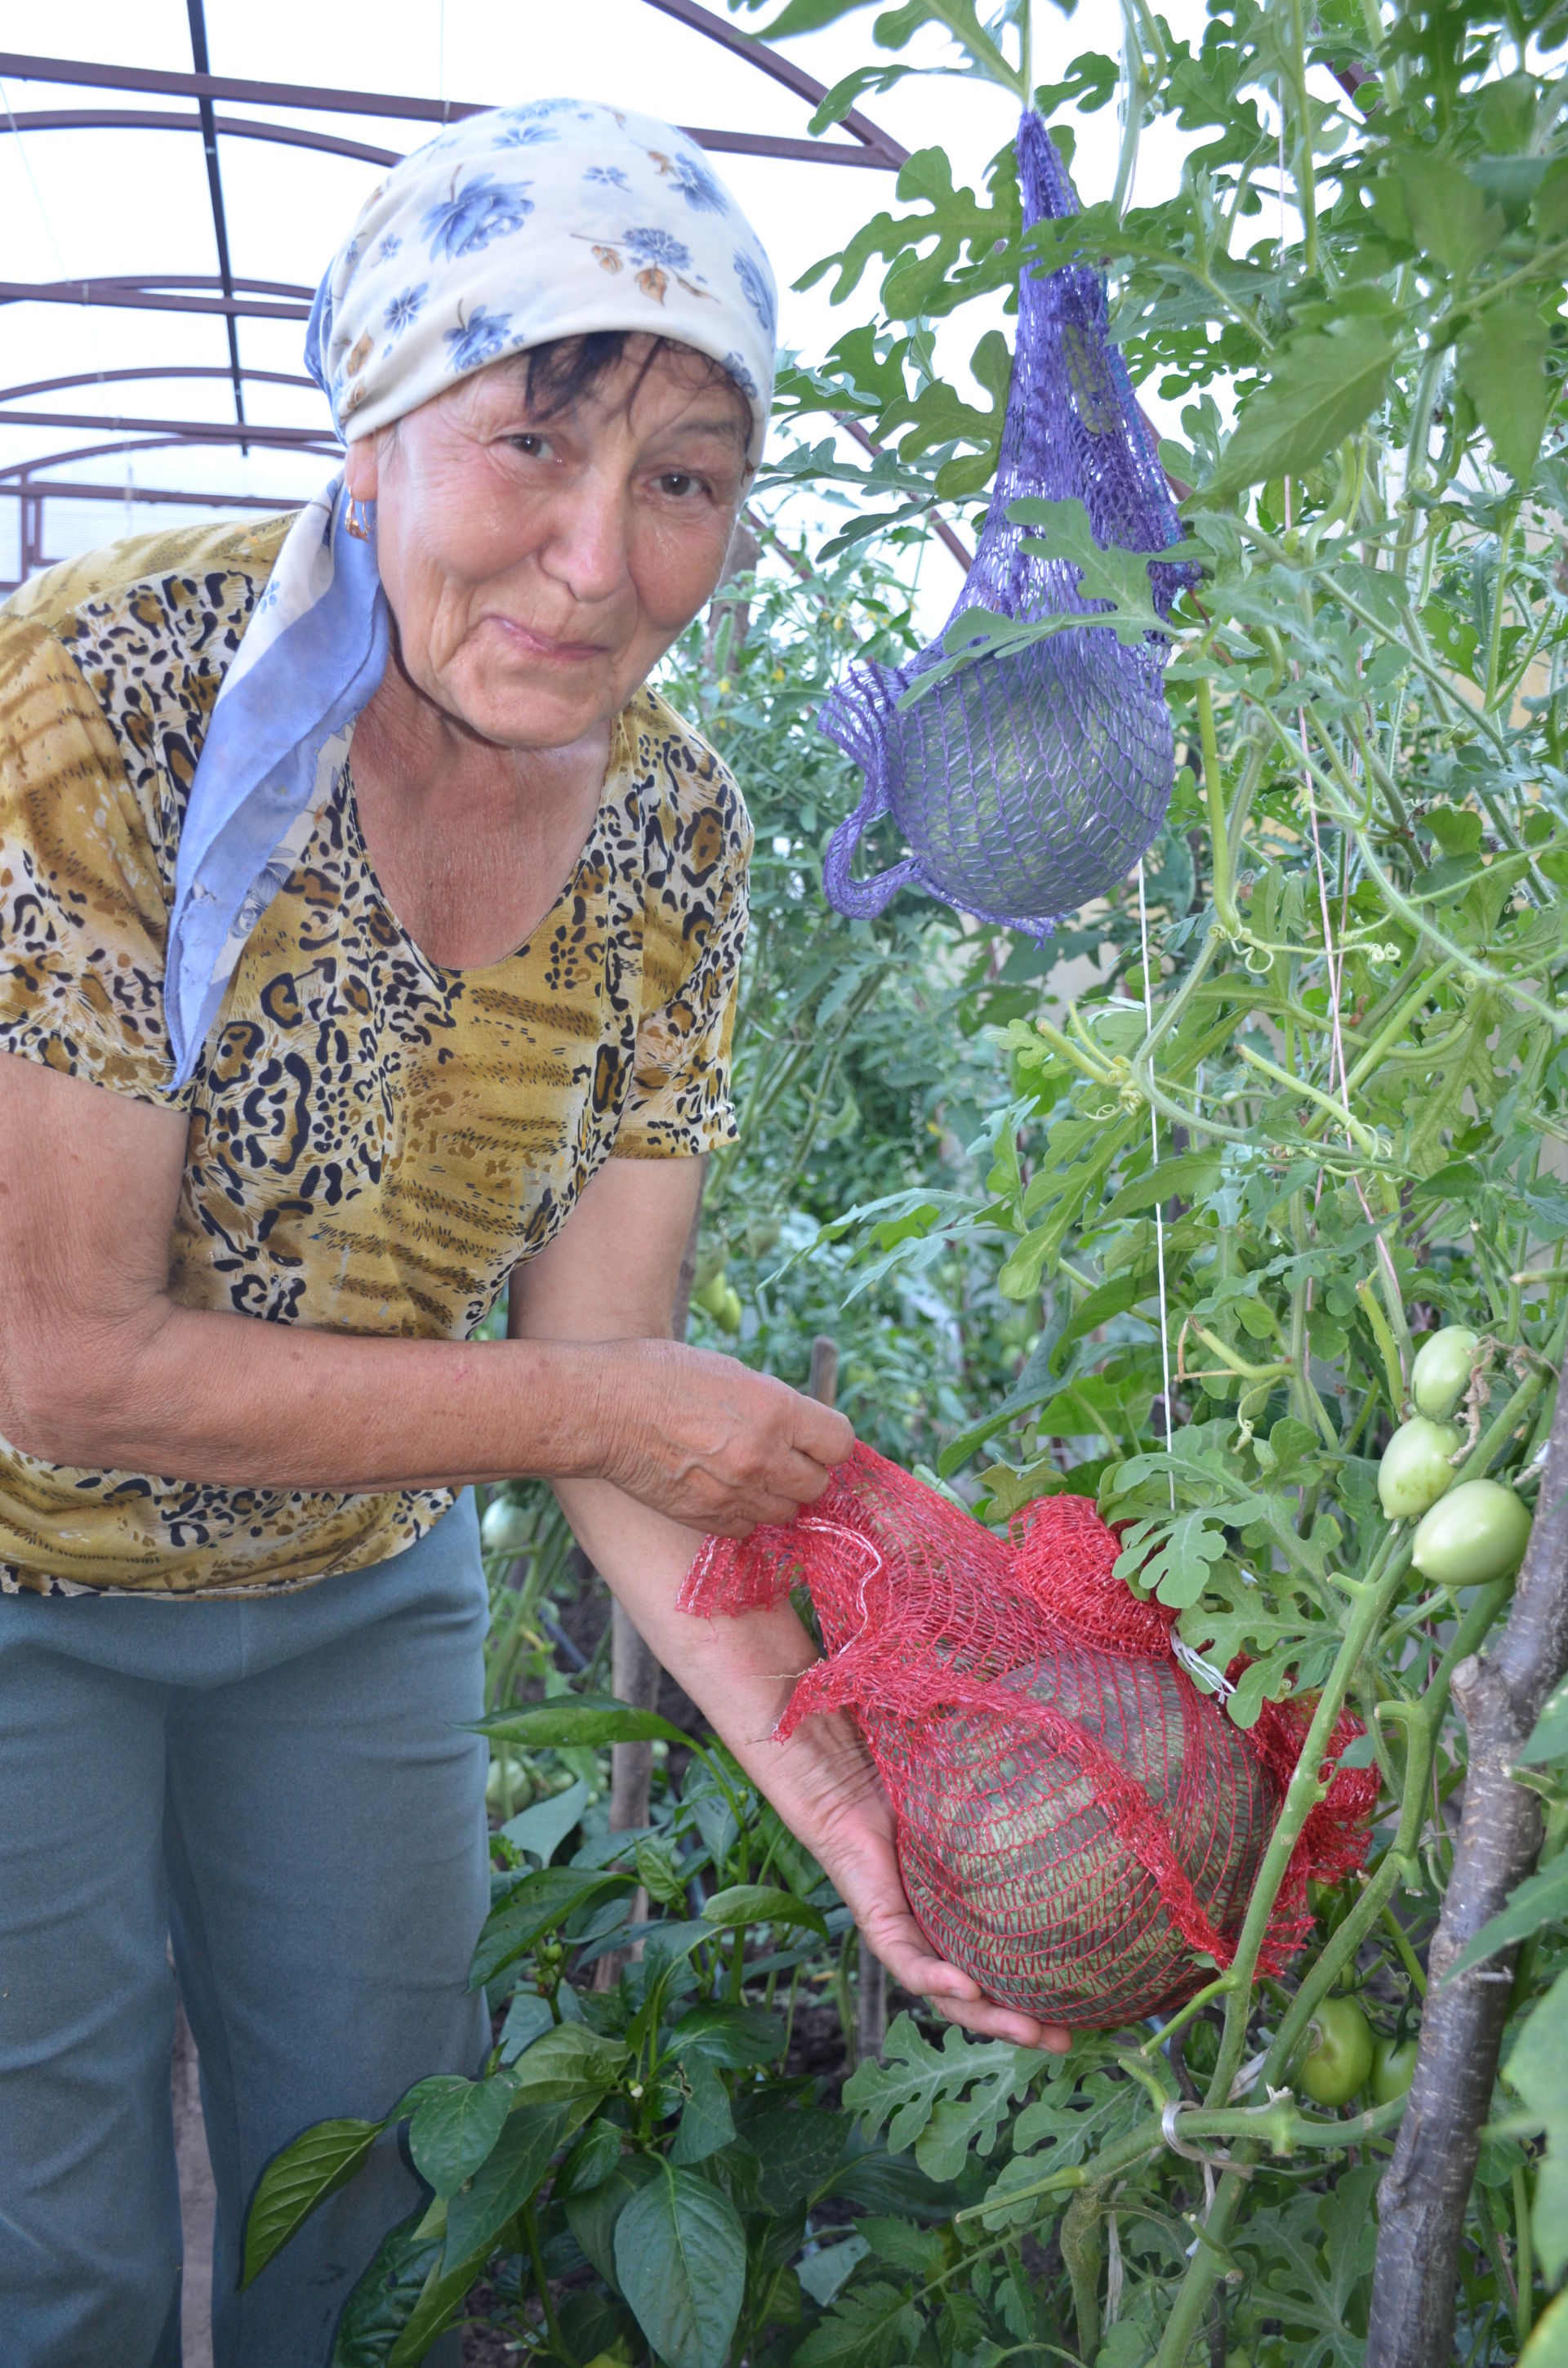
1367,1385,1568,2363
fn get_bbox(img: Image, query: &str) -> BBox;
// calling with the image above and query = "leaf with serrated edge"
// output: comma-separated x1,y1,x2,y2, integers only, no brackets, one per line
1459,301,1549,483
843,2013,1041,2175
1199,322,1394,499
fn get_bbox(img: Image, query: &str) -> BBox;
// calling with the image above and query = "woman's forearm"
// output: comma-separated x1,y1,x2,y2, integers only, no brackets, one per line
553,1475,858,1800
27,1297,623,1492
554,1475,1074,2053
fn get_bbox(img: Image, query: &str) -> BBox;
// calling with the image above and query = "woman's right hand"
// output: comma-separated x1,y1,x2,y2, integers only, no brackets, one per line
585,1337,853,1536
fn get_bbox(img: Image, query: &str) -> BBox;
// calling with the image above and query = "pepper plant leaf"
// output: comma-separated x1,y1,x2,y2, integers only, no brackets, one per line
614,2161,748,2368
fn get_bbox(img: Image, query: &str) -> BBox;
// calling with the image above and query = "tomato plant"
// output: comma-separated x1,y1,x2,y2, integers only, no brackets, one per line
1298,1998,1377,2106
1371,2035,1420,2104
253,0,1568,2356
744,0,1568,2352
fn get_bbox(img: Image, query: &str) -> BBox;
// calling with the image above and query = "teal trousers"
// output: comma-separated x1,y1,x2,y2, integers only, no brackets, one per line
0,1493,492,2368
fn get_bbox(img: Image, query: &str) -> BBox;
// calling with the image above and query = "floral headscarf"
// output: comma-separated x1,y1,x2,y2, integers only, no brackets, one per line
164,100,776,1086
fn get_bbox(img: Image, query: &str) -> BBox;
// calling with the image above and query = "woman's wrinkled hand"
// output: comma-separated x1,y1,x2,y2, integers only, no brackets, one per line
585,1338,853,1536
762,1706,1075,2054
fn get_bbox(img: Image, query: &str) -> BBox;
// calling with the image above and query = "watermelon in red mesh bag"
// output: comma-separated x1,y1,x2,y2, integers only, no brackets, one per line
679,1444,1377,2026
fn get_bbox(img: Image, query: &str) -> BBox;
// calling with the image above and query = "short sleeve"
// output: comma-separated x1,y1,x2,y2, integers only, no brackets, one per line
615,762,751,1160
0,614,189,1107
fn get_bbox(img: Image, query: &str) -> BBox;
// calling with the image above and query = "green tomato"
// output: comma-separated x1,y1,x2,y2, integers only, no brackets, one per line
712,1282,744,1336
1412,1478,1532,1588
1411,1326,1480,1421
1371,2036,1419,2104
1298,1996,1374,2105
481,1496,532,1558
486,1756,534,1813
692,1270,731,1320
1378,1416,1463,1518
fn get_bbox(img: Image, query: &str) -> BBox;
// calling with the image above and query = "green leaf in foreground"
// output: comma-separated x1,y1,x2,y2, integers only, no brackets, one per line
1521,1672,1568,1764
1197,321,1395,499
442,2102,568,2272
474,1695,689,1750
670,2054,737,2165
388,2233,493,2368
662,2001,787,2067
567,2156,660,2293
506,2022,631,2103
1459,301,1550,484
1010,495,1170,640
329,2210,445,2367
1520,2280,1568,2366
1508,1966,1568,2283
614,2161,747,2368
243,2115,385,2289
470,1866,635,1990
500,1776,590,1866
844,2013,1042,2176
702,1883,830,1939
791,2278,924,2368
408,2073,514,2200
1445,1853,1568,1980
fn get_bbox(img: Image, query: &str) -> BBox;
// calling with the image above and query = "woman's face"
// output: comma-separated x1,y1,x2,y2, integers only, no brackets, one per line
345,337,752,751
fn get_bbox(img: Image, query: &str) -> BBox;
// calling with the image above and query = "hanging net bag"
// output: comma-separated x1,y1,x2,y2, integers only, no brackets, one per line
821,111,1192,937
680,1447,1377,2026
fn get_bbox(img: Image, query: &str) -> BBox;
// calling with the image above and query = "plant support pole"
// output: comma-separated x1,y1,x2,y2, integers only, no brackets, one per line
1367,1378,1568,2366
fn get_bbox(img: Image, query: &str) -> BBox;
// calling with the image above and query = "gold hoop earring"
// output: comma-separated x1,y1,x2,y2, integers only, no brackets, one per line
345,496,371,542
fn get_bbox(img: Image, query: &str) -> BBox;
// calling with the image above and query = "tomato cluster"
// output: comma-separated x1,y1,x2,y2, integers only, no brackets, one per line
1374,1329,1532,1585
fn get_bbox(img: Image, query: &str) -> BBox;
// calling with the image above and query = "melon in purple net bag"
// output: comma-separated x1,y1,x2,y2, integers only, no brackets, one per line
679,1445,1378,2026
818,110,1196,939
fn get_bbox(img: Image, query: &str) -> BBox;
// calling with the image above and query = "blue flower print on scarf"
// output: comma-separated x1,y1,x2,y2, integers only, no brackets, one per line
584,165,629,190
733,249,775,339
444,305,514,370
668,154,728,214
493,122,559,149
383,283,428,343
422,174,534,262
721,350,759,400
377,232,403,262
626,226,693,271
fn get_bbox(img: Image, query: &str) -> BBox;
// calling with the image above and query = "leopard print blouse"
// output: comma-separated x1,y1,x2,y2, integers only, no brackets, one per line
0,515,749,1595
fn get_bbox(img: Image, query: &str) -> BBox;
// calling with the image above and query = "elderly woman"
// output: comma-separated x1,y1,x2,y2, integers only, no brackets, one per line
0,100,1066,2368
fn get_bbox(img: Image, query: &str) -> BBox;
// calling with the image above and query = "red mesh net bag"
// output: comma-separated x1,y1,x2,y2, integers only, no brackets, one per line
679,1445,1378,2026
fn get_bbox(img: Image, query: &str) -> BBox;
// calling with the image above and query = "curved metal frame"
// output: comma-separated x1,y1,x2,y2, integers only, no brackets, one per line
0,3,915,583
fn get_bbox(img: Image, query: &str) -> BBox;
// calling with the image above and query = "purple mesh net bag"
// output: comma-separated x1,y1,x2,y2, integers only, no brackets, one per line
822,110,1192,936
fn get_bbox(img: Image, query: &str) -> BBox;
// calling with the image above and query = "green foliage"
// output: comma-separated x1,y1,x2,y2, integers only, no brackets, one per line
653,538,1029,1469
843,2012,1045,2175
243,1719,967,2365
261,0,1568,2353
721,0,1568,2353
241,2116,385,2290
613,2163,748,2368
